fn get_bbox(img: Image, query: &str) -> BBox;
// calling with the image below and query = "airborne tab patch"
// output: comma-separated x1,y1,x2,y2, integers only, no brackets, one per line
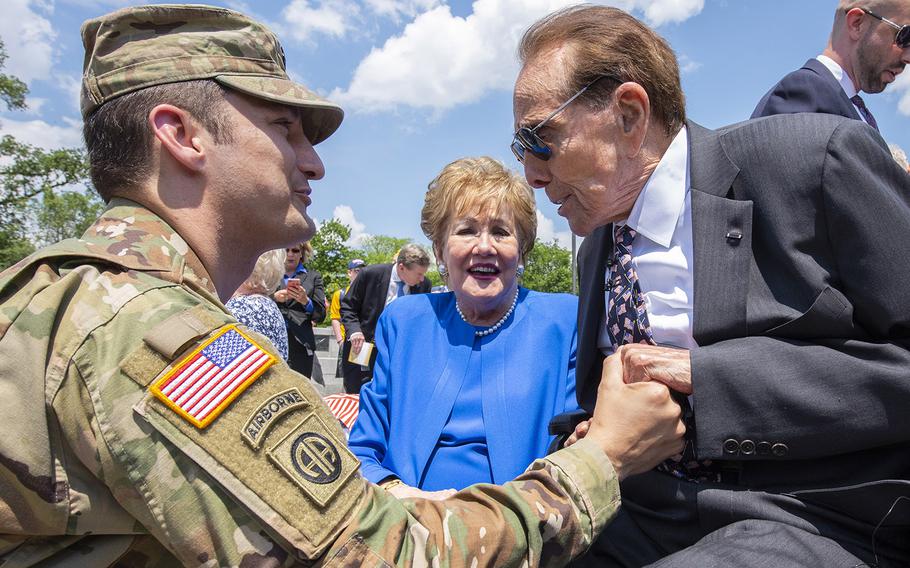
150,325,276,428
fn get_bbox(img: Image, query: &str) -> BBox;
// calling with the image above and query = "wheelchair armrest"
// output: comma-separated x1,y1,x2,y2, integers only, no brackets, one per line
546,409,592,454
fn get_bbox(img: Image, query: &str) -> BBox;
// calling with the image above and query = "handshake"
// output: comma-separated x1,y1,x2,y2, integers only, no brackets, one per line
575,344,690,480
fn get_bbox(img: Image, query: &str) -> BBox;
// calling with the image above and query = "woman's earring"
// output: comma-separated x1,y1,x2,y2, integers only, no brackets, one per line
517,264,525,277
438,263,448,278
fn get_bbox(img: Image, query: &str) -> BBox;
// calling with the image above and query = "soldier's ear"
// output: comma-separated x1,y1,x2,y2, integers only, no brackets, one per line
149,104,206,173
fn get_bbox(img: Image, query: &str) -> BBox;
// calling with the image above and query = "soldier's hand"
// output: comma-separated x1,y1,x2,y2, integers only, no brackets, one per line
586,353,685,480
388,483,457,501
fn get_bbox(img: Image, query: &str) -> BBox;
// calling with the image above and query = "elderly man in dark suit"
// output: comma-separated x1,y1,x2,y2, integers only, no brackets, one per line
512,5,910,566
339,243,432,393
753,0,910,127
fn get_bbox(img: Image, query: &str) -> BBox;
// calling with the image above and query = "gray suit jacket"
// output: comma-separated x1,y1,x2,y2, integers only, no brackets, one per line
576,115,910,526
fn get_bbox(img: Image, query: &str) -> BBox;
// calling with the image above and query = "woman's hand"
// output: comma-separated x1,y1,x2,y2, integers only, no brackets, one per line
387,483,457,501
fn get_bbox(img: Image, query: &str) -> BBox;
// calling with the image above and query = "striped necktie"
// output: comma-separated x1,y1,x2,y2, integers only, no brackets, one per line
607,224,721,483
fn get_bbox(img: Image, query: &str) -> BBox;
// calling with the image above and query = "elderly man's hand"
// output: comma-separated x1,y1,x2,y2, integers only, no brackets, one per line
585,354,685,480
273,289,288,303
616,344,693,394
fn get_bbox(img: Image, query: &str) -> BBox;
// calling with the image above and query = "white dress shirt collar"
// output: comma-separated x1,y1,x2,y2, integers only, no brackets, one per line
623,126,690,248
816,54,858,98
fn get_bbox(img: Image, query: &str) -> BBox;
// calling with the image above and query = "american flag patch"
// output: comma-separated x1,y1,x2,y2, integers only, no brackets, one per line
323,393,360,429
151,325,276,428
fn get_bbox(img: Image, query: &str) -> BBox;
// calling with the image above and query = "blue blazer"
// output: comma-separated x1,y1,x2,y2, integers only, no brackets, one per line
349,288,579,489
752,58,863,121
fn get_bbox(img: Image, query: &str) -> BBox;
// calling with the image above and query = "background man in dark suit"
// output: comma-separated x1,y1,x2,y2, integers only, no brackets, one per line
339,243,431,393
512,5,910,566
753,0,910,127
274,242,326,380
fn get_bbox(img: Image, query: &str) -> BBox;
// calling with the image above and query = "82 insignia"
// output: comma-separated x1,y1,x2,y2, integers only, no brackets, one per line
268,412,359,506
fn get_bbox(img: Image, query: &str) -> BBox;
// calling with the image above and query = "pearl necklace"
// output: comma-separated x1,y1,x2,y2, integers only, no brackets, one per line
456,290,519,337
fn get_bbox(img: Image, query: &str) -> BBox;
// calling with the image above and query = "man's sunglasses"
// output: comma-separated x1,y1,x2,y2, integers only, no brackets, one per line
511,74,620,163
861,8,910,49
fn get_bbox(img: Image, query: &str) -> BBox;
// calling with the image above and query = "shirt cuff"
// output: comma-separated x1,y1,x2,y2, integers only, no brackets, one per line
537,438,621,541
304,299,314,313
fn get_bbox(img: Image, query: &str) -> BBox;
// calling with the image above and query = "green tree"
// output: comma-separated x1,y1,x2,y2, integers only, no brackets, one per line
309,218,353,294
34,188,105,247
522,238,573,294
358,235,410,266
0,38,93,270
0,40,26,111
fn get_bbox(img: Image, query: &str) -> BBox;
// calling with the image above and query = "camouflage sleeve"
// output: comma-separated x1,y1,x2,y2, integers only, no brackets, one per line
52,285,619,567
330,439,619,567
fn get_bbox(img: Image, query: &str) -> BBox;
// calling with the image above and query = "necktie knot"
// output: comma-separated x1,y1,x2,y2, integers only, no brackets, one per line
396,280,406,298
614,224,637,248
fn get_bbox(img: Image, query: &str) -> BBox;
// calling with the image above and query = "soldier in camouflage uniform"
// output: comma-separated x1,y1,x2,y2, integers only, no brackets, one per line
0,5,685,567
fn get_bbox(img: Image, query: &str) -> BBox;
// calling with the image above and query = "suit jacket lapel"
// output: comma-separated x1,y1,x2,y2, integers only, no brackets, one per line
803,58,864,121
576,224,611,412
688,121,753,345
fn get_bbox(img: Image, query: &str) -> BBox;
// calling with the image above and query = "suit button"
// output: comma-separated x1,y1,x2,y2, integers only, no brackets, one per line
740,440,756,455
756,441,772,456
723,439,740,455
771,443,789,457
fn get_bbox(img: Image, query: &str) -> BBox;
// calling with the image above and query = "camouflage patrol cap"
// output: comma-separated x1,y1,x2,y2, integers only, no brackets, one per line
80,4,343,144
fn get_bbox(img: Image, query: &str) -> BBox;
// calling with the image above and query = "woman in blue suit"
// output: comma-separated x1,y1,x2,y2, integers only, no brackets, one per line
348,157,579,499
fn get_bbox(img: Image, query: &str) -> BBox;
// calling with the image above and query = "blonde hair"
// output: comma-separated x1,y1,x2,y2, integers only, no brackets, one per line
421,156,537,260
242,249,285,295
297,241,314,263
890,143,909,171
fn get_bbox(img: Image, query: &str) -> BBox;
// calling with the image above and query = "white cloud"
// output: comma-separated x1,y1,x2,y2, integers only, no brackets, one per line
0,116,84,150
283,0,358,41
892,71,910,117
55,74,83,112
535,209,573,249
621,0,705,27
22,97,46,114
331,204,372,247
0,0,56,84
364,0,441,21
332,0,705,113
679,54,702,74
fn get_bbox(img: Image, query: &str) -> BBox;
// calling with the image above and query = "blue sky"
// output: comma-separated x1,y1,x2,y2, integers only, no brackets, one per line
2,0,908,250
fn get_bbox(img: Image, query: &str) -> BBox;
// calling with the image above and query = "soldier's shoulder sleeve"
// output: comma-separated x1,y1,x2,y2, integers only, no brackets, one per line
70,283,366,566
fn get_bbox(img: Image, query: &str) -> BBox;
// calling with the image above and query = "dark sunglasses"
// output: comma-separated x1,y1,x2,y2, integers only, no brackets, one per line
286,248,301,253
861,8,910,48
510,74,620,163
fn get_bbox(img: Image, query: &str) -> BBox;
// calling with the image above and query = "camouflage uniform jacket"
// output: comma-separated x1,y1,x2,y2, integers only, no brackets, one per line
0,200,620,567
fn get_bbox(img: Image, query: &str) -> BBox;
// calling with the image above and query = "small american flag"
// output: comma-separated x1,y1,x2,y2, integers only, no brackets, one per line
323,393,360,429
152,326,275,428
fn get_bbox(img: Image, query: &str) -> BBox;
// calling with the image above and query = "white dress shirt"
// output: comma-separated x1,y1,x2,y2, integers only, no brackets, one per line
815,54,873,128
385,264,406,307
599,126,697,355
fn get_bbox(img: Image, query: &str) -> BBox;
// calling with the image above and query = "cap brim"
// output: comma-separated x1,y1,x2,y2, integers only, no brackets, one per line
215,74,343,145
